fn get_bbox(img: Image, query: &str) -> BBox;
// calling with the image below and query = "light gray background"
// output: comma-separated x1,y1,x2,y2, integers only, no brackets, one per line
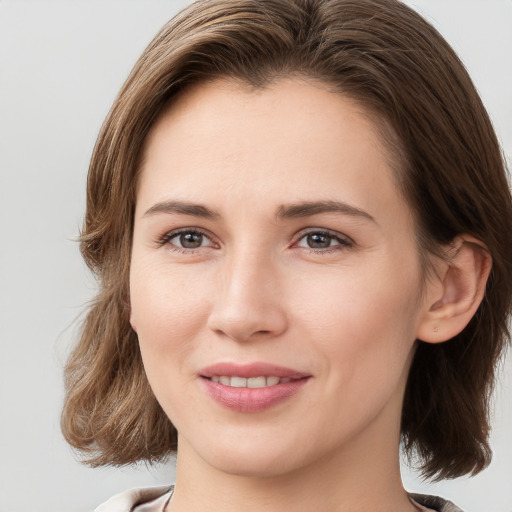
0,1,510,511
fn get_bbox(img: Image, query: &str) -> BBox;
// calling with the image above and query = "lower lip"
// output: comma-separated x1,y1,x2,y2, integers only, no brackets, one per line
201,377,310,413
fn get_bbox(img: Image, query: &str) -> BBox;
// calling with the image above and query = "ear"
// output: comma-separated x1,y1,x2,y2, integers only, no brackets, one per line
416,235,492,343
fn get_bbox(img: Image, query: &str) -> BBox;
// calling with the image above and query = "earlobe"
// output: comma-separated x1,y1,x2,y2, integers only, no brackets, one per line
416,236,492,343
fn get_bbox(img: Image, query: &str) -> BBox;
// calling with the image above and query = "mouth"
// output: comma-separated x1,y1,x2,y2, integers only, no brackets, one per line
199,362,311,412
200,362,309,383
206,376,294,388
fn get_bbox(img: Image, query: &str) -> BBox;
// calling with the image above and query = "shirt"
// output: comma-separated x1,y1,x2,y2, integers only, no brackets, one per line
95,485,464,512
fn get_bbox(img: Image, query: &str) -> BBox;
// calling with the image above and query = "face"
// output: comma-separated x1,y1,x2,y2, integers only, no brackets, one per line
130,78,430,478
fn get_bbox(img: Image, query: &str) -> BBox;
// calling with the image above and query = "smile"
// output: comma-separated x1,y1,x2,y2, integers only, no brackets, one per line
200,362,310,412
208,376,293,387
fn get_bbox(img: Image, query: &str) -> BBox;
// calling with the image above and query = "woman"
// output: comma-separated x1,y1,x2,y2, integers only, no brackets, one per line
62,1,512,511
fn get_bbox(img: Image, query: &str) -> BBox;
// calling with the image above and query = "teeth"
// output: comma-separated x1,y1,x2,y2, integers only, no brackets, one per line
247,376,266,388
210,376,292,388
266,376,280,386
230,376,247,388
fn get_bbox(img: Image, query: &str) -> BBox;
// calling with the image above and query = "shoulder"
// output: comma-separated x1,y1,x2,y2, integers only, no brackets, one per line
410,493,465,512
94,485,173,512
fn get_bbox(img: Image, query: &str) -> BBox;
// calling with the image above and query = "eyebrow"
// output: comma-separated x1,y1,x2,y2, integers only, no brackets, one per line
143,200,219,219
143,199,376,223
276,200,376,223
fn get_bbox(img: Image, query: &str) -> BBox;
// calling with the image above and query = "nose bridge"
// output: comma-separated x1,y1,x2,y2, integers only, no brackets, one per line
207,242,287,341
228,244,271,294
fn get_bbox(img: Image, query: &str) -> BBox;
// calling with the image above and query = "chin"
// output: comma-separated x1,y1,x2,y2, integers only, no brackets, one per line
211,456,298,479
196,436,309,478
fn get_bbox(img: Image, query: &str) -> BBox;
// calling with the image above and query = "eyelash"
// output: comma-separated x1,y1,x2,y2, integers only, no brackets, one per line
156,227,354,255
156,227,216,253
292,229,354,254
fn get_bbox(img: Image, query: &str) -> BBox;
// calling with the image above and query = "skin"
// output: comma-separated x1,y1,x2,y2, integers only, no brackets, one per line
129,78,486,512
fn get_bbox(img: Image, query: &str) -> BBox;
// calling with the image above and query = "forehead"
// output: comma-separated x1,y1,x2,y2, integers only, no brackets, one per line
145,78,392,158
137,78,410,228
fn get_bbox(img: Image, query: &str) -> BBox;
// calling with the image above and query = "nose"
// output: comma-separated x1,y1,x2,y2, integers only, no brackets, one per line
207,249,288,343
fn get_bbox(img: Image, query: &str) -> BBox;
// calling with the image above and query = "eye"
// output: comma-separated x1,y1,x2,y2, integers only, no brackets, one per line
295,230,352,251
159,228,216,251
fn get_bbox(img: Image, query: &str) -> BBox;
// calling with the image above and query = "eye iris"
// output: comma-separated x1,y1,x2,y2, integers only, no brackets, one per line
180,232,203,248
307,233,331,248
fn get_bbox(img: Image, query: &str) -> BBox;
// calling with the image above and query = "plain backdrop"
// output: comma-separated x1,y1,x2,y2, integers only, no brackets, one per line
0,1,511,511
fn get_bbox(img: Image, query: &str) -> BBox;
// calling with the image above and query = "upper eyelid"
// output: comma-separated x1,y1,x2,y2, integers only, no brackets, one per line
158,227,217,247
168,227,211,237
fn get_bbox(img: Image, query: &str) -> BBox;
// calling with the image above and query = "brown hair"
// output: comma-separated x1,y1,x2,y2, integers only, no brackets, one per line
62,0,512,479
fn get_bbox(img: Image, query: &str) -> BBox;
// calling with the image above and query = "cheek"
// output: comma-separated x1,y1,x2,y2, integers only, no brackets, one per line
129,261,216,420
292,258,421,378
294,270,421,438
130,261,214,361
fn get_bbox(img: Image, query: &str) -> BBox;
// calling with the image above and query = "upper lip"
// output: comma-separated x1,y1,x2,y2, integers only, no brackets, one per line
200,362,310,379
